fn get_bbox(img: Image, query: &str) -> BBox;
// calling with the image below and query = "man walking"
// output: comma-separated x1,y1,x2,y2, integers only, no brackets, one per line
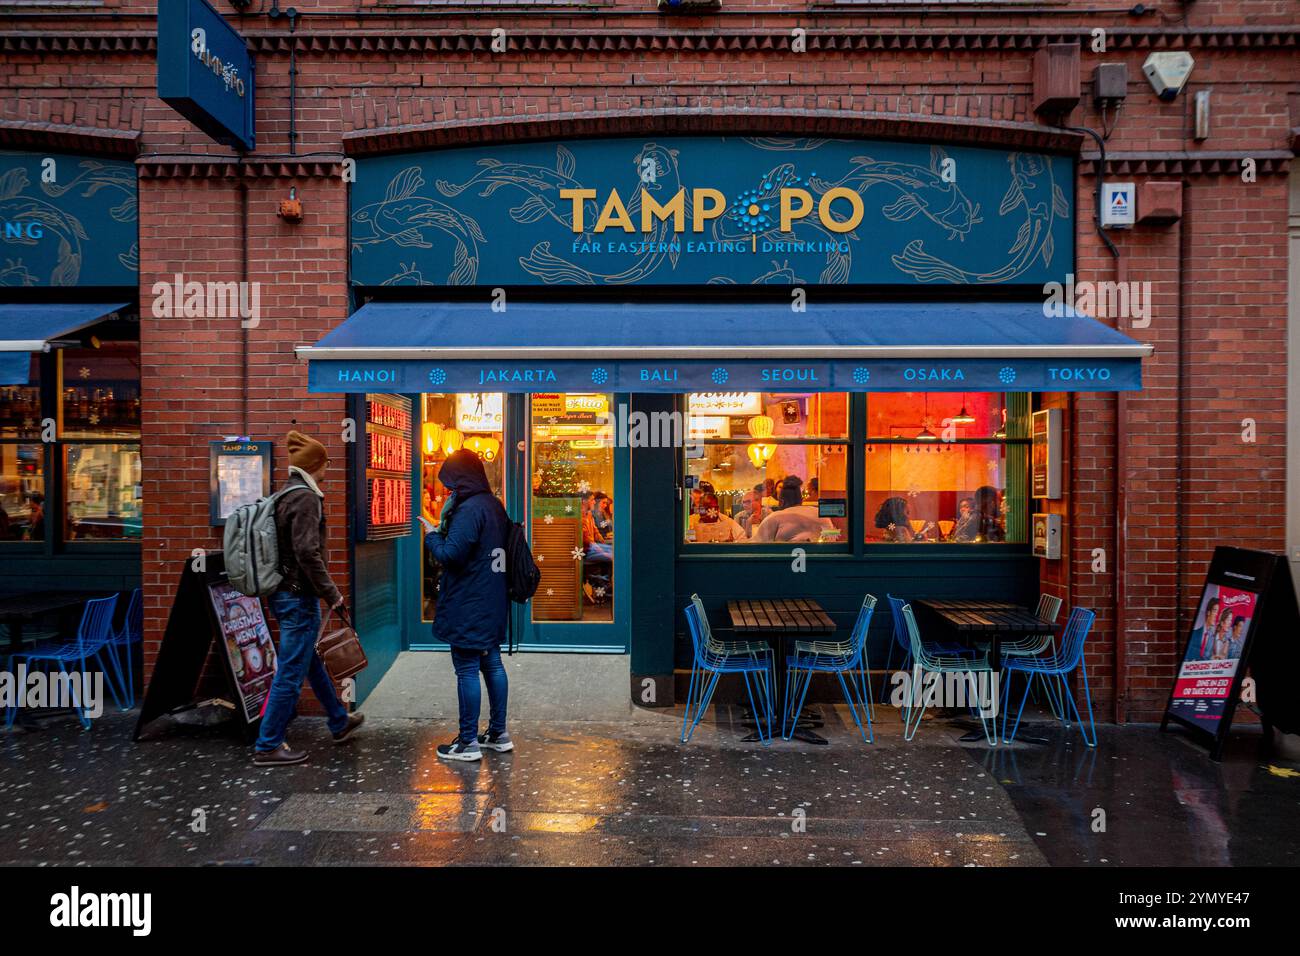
424,449,512,761
252,430,364,766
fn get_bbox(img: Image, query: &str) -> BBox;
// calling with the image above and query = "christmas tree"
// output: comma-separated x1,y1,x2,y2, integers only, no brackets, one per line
538,455,579,497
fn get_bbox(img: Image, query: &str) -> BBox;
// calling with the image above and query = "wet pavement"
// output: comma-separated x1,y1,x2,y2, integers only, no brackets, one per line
1,703,1296,867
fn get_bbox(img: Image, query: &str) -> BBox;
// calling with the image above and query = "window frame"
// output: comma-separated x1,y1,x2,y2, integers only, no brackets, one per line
678,392,1033,558
0,345,141,555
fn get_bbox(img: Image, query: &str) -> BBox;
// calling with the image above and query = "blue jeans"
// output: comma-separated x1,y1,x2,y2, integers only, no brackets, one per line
255,590,350,751
450,646,508,744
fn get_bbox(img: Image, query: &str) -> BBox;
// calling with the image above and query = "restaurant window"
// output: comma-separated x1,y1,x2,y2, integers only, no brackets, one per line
684,392,850,545
864,392,1029,544
59,343,141,542
0,355,44,541
530,393,614,623
420,392,505,621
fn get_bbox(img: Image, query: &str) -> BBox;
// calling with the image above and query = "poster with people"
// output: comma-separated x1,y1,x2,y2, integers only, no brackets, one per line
207,582,277,723
1168,583,1257,731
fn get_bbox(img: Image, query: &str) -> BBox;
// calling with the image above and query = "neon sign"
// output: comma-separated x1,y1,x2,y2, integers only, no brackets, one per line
361,394,412,540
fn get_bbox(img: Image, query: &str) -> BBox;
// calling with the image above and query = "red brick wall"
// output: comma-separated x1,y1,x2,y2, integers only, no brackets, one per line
2,2,1295,721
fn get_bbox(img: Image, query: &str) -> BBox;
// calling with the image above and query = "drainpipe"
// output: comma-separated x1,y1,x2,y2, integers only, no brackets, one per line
239,176,249,433
1066,125,1125,723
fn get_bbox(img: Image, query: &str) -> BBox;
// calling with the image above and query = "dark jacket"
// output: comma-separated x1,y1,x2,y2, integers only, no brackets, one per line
426,450,509,650
273,469,343,606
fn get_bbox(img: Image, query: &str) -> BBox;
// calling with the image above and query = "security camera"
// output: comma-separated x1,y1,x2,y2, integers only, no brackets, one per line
1142,52,1194,101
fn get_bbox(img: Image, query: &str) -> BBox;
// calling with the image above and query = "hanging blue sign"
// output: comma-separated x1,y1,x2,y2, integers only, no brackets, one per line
0,150,138,288
157,0,255,151
350,137,1074,288
307,357,1140,395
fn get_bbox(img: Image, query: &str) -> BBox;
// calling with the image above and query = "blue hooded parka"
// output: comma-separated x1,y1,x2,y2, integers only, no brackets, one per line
425,450,510,650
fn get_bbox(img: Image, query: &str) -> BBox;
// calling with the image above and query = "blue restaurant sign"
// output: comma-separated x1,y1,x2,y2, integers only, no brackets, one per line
157,0,256,151
350,137,1074,287
0,150,138,288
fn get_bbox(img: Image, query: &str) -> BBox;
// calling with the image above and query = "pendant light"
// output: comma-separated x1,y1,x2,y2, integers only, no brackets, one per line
441,428,463,456
951,393,976,426
915,393,938,442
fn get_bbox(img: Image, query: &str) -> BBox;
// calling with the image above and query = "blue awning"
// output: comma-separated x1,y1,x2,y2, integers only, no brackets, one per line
0,303,131,385
299,301,1152,394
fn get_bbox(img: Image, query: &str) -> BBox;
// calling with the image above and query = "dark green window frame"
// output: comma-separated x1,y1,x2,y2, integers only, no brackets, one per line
678,392,1032,558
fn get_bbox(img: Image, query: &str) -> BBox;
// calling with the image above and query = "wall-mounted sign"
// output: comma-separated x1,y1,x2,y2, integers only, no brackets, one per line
1031,408,1062,499
455,392,504,432
208,439,270,525
1162,547,1300,760
357,394,412,541
157,0,256,151
0,151,138,288
1031,512,1062,559
689,392,763,416
351,137,1074,287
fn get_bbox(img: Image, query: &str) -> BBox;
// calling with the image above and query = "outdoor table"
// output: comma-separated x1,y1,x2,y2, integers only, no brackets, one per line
727,598,837,745
0,591,105,653
913,599,1057,744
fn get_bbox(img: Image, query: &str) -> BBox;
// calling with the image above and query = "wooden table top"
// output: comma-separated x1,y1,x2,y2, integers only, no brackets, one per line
914,599,1049,634
727,598,836,635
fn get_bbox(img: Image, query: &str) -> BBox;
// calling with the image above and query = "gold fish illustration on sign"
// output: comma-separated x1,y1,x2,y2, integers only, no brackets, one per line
435,145,598,232
352,167,486,286
812,146,983,241
890,153,1069,284
0,168,88,286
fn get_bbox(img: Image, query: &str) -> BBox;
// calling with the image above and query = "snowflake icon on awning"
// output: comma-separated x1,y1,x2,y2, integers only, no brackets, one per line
998,366,1017,384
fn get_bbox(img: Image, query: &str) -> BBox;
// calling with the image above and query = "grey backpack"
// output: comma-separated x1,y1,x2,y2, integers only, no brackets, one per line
222,485,311,597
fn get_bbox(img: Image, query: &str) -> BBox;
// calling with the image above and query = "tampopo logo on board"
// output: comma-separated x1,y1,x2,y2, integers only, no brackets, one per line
49,886,151,936
190,28,246,97
559,186,866,235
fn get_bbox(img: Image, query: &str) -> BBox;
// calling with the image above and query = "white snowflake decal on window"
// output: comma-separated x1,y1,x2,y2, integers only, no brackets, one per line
570,547,584,561
594,586,606,598
577,480,591,494
78,367,91,380
543,514,554,525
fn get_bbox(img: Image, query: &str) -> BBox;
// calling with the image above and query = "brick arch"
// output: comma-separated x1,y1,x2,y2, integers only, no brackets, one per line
342,108,1083,157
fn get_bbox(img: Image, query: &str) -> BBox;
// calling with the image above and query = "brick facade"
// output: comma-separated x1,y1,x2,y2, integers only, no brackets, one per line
3,0,1295,722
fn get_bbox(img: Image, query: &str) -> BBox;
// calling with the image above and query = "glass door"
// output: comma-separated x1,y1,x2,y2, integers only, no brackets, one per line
512,392,628,651
407,392,627,652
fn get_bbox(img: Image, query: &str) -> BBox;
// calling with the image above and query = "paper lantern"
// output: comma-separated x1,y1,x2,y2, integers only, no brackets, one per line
747,415,775,439
441,428,463,456
482,437,501,461
463,434,487,457
422,422,443,457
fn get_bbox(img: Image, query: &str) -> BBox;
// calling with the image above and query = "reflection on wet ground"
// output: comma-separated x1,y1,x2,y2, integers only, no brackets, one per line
0,703,1295,866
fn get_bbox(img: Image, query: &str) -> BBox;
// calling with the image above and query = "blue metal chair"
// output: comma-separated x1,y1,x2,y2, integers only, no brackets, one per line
1001,606,1097,747
783,594,876,742
899,602,998,745
1001,594,1065,718
6,594,123,730
883,594,976,716
106,587,143,710
681,597,776,744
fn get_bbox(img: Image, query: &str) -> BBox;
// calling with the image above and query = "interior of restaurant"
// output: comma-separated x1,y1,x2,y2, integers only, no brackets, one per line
418,391,616,625
684,390,1027,547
